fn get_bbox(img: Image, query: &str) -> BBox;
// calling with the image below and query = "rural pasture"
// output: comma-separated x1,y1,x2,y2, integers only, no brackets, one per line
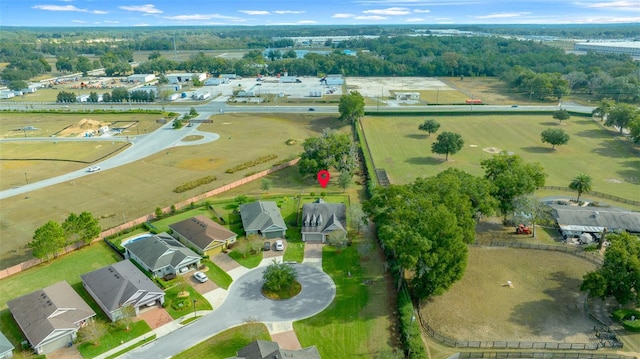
0,113,349,268
361,114,639,201
421,246,599,343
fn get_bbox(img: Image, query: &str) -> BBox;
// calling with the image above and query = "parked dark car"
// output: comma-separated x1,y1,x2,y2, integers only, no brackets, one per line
263,241,271,251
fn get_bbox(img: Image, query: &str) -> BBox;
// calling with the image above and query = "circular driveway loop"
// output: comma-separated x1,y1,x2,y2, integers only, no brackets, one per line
221,263,336,322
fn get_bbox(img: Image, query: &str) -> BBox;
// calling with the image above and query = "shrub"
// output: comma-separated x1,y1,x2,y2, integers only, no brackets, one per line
613,309,640,332
398,287,425,358
225,154,278,174
173,175,217,193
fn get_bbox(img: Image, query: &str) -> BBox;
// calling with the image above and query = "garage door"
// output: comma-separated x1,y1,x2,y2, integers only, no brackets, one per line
264,231,282,239
304,233,323,242
39,333,73,354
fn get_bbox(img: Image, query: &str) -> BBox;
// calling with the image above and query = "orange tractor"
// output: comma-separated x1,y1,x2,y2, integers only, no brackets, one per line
516,224,531,235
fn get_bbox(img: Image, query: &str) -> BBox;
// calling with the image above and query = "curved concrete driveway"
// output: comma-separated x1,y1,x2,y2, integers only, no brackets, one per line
120,263,335,359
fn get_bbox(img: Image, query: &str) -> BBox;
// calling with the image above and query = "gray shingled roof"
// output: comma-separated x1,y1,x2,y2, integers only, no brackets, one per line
81,260,163,312
553,207,640,233
301,199,347,235
169,215,236,251
123,233,201,271
231,340,322,359
239,201,287,233
7,281,95,349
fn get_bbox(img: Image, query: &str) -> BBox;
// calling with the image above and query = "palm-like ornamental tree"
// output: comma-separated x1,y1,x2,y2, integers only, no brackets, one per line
569,173,592,203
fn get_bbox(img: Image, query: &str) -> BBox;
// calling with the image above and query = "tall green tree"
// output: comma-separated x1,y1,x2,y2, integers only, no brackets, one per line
629,118,640,144
481,152,546,221
63,211,101,245
606,103,640,134
8,80,27,91
581,232,640,306
568,173,592,202
511,195,553,238
552,109,570,124
78,320,107,346
299,129,356,177
28,220,66,261
338,91,365,123
592,98,615,121
263,260,297,292
540,128,570,149
418,119,440,136
431,131,464,161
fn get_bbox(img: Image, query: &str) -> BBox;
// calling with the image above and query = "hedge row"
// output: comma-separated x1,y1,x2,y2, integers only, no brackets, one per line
225,154,278,174
173,175,218,193
398,287,427,358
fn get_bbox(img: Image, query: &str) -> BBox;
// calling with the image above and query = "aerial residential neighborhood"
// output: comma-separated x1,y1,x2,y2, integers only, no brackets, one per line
0,2,639,359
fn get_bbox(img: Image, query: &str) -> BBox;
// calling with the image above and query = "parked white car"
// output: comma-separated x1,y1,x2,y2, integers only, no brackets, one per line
275,240,284,251
87,166,101,172
193,271,208,283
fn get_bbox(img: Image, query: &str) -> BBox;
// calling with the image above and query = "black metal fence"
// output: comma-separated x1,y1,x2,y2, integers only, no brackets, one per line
541,186,640,207
455,352,635,359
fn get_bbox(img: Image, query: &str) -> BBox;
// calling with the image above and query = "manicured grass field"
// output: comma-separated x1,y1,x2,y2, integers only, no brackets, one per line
164,285,213,320
361,114,639,201
172,323,270,359
0,113,349,268
76,320,152,359
227,250,262,268
201,259,232,289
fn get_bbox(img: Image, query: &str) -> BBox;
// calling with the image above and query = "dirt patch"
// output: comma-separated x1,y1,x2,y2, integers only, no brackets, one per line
420,247,598,343
483,147,502,154
58,119,110,137
605,178,623,184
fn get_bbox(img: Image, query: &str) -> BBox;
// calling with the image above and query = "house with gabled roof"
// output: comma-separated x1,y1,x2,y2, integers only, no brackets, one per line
301,199,347,243
239,201,287,239
7,281,95,355
81,260,165,322
226,340,321,359
169,215,237,257
123,233,201,278
0,332,14,359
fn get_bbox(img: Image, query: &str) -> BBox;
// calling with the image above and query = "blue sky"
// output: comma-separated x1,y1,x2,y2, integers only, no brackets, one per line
1,0,639,27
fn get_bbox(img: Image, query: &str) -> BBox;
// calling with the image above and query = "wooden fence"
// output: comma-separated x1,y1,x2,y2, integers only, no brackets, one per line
0,158,300,280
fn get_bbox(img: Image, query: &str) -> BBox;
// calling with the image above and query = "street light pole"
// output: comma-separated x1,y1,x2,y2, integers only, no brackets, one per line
193,299,197,318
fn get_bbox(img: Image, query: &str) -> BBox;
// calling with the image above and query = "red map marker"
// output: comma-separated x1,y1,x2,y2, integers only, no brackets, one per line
317,170,330,188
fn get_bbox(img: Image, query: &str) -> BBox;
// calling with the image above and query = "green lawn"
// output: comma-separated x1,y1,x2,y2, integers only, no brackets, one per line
0,242,122,310
173,323,270,359
201,259,232,289
294,245,371,358
164,284,213,320
77,320,152,359
151,206,212,233
362,114,639,201
227,250,262,268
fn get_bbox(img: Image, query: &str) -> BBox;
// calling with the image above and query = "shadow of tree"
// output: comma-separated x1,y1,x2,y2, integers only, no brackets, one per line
521,146,555,154
406,133,429,140
405,157,443,165
574,129,611,139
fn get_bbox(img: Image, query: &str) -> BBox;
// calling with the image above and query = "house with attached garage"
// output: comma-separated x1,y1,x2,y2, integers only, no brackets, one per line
81,260,165,322
551,206,640,240
227,339,321,359
301,198,347,243
7,281,95,355
239,201,287,239
169,215,238,256
123,233,201,278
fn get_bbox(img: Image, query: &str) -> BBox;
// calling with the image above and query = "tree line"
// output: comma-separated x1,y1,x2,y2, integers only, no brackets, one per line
28,211,101,261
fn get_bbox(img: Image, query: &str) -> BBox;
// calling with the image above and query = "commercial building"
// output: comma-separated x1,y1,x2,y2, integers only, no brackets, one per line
574,42,640,58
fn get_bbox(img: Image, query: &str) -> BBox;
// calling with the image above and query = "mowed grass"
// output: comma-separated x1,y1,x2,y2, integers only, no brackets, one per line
0,113,348,268
362,114,639,201
421,247,598,342
172,323,270,359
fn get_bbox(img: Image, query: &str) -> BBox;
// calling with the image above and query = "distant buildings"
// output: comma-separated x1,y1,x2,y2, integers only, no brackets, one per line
574,42,640,58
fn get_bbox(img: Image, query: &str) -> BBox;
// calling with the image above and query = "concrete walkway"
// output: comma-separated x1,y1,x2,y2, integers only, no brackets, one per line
93,246,326,359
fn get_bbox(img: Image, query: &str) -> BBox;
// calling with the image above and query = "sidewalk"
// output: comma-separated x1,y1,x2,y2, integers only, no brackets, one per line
94,251,314,359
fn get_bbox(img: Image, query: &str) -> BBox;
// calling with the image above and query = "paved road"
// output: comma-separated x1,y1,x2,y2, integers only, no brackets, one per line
120,263,335,359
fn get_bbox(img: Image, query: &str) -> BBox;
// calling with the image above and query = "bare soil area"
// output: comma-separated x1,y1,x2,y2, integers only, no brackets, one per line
420,246,599,343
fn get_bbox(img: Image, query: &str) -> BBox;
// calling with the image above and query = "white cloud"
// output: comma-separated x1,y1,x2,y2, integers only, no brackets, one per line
475,12,531,19
405,18,424,22
103,20,120,24
134,23,151,26
32,4,107,14
332,13,355,18
119,4,162,14
274,10,305,14
581,1,640,10
355,15,388,20
164,13,241,21
413,9,430,13
71,19,87,23
297,20,318,24
239,10,271,15
363,7,410,15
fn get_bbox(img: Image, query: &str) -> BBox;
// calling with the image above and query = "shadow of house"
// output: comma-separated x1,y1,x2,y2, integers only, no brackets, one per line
301,199,347,243
123,233,201,278
170,215,238,257
7,281,95,355
239,201,287,239
81,260,165,322
228,340,321,359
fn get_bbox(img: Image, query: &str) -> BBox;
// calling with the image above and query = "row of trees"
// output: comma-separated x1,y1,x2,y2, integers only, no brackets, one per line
28,212,100,261
56,88,156,103
592,99,640,142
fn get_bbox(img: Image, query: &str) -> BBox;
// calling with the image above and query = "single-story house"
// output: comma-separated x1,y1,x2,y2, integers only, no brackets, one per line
552,206,640,238
7,281,95,355
169,215,238,256
227,340,321,359
123,233,201,278
239,201,287,239
0,332,14,359
81,260,165,322
301,199,347,243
